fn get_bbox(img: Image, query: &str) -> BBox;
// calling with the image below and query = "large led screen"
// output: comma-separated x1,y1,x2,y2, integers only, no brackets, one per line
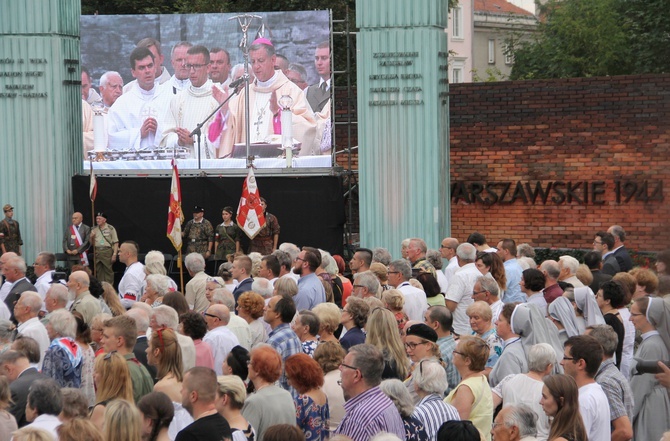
81,11,332,171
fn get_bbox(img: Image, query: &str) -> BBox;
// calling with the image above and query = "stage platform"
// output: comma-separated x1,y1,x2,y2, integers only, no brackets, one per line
72,174,346,259
85,156,333,177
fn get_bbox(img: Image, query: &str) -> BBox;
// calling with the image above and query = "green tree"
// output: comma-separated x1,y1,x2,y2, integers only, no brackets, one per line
510,0,631,80
618,0,670,74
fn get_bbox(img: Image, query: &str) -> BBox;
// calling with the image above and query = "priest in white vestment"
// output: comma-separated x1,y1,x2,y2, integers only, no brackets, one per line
207,38,316,158
107,47,172,151
123,37,172,93
160,45,221,159
159,42,192,97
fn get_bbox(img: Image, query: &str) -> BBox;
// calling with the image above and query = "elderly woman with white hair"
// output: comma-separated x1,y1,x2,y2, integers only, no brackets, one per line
42,309,83,388
491,343,556,441
143,251,177,289
142,274,174,308
380,379,429,441
411,358,460,439
466,301,502,376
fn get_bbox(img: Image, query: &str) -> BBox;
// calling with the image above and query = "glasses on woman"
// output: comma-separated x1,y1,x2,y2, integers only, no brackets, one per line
404,341,429,350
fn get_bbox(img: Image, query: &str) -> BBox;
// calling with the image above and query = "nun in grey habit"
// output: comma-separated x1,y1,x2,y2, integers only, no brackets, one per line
548,296,581,345
630,296,670,441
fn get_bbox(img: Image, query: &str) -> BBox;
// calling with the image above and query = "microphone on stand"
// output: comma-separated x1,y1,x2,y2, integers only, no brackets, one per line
229,76,246,90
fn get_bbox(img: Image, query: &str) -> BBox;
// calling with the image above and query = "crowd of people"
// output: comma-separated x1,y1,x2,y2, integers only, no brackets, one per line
0,215,670,441
82,35,332,159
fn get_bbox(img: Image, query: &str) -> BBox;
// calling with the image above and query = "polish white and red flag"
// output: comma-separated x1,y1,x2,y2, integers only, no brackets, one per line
237,168,266,239
89,162,97,201
166,159,184,251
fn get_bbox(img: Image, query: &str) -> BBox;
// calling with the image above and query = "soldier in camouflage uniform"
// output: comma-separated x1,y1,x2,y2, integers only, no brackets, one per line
0,204,23,256
90,212,119,284
407,237,437,279
182,206,214,259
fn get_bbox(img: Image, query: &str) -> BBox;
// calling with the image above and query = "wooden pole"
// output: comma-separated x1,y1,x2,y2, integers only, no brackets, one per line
178,249,184,293
91,199,96,277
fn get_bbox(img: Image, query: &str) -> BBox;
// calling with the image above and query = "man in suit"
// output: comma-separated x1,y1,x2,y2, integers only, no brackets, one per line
304,41,332,156
305,41,331,113
584,251,613,294
607,225,634,272
126,308,156,379
3,256,36,323
231,255,253,303
0,350,48,427
63,212,90,269
593,232,621,276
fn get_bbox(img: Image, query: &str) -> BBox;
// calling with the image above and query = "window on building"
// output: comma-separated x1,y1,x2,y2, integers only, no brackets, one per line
452,68,462,83
452,7,463,39
504,44,514,65
488,39,495,64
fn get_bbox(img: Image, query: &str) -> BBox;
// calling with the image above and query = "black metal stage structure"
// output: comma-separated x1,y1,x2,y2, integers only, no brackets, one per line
72,175,345,259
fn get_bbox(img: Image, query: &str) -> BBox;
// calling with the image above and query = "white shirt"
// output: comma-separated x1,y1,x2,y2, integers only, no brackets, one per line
34,270,54,300
445,262,480,335
618,307,635,379
435,270,449,294
443,257,459,285
17,317,50,370
0,301,9,322
578,382,610,441
228,314,252,351
397,282,428,322
203,325,240,375
0,280,13,302
26,413,61,439
118,261,146,309
490,299,503,325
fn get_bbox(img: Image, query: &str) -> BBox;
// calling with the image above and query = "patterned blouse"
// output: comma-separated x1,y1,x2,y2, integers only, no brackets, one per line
295,394,330,441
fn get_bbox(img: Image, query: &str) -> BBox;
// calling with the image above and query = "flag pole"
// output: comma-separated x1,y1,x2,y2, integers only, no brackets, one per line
90,162,97,277
178,249,184,293
91,199,96,277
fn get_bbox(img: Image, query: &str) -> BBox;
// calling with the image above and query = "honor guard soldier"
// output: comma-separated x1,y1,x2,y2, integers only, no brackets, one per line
183,206,214,259
89,212,119,284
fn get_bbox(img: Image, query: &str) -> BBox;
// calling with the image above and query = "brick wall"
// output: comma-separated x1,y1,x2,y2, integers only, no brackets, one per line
335,75,670,252
448,74,670,252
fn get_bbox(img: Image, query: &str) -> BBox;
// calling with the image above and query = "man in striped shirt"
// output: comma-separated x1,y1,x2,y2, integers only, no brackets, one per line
335,344,406,441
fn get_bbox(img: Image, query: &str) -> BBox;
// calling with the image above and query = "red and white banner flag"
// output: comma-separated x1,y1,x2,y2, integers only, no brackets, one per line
89,162,97,202
167,159,184,251
237,168,266,239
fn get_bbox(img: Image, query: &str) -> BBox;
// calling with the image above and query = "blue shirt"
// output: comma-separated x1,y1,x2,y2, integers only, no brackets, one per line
295,272,326,311
437,335,460,394
268,323,302,392
503,259,525,303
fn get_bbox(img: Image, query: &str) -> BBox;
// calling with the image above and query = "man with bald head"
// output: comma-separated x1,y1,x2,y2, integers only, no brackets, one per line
14,292,49,369
540,260,563,304
440,237,460,284
118,241,145,309
63,212,90,269
67,271,100,326
4,256,36,323
203,304,239,375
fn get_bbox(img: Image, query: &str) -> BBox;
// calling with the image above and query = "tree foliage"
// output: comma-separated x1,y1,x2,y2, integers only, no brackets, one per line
510,0,631,80
618,0,670,74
